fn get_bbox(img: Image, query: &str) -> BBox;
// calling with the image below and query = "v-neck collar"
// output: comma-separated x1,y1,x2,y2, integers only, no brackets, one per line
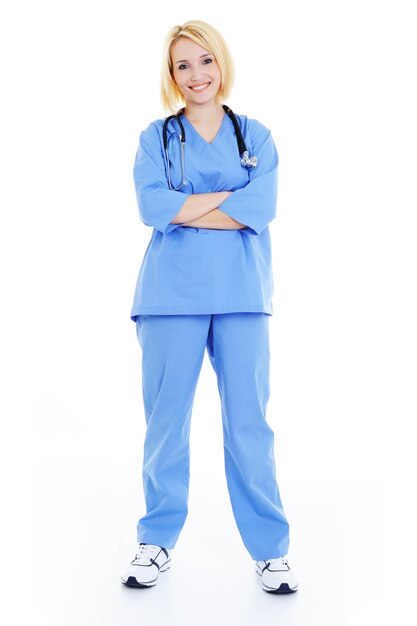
182,111,227,146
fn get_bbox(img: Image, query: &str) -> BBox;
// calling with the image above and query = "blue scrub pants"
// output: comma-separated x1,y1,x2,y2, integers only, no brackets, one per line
134,312,290,560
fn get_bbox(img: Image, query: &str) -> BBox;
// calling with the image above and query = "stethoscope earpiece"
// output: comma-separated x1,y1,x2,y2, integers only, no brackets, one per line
162,105,257,190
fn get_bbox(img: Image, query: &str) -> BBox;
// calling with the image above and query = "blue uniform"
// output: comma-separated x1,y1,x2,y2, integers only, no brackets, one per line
130,109,291,560
130,112,278,321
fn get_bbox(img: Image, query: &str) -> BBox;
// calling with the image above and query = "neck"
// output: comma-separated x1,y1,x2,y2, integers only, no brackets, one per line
183,99,224,123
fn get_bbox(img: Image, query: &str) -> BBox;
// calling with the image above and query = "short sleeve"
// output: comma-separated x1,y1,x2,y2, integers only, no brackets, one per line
217,120,278,235
133,122,192,234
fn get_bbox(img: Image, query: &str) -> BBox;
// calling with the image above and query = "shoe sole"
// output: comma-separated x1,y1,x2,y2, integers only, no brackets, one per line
121,559,172,588
255,567,298,593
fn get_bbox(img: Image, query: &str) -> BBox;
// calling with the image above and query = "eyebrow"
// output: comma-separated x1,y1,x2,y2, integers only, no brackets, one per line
174,53,213,65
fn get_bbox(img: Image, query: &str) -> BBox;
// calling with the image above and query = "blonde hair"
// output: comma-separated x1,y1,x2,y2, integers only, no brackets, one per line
160,19,235,114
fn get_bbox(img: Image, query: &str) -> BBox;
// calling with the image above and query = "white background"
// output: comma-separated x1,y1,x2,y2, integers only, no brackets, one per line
1,1,416,624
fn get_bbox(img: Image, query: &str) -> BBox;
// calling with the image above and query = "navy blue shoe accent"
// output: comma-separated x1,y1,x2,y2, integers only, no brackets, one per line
124,576,155,588
263,582,298,594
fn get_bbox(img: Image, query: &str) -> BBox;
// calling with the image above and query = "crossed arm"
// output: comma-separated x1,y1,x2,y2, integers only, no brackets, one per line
182,208,246,229
171,191,247,230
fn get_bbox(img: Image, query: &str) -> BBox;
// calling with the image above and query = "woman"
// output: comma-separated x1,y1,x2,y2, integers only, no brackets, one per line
121,19,299,594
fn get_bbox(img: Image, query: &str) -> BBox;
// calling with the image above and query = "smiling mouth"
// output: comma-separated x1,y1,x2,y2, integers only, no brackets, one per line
189,82,211,91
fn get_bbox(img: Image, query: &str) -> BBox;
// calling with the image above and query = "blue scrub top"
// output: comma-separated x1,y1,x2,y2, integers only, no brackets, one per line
130,110,279,322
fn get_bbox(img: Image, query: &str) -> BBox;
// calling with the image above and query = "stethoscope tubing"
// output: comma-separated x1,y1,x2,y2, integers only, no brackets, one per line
162,104,256,190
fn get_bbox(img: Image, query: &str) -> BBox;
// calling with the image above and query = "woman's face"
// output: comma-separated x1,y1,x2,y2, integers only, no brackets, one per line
171,37,221,105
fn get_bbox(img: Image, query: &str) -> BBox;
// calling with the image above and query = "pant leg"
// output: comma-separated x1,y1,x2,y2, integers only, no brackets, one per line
135,314,211,549
206,312,290,560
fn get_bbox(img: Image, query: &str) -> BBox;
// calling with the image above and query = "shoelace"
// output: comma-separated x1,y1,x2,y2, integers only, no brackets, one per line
264,556,289,568
132,543,161,564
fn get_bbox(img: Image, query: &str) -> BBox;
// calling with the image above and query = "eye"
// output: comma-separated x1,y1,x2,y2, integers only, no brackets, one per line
177,58,213,70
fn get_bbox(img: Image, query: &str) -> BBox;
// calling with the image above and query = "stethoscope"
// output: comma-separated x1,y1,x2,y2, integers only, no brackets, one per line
162,104,258,191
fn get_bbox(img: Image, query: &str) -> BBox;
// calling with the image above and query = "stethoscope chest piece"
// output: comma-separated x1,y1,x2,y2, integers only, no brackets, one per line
240,150,257,169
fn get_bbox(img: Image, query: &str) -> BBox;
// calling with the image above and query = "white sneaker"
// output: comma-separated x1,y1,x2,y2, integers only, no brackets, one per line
121,543,172,587
255,555,299,593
